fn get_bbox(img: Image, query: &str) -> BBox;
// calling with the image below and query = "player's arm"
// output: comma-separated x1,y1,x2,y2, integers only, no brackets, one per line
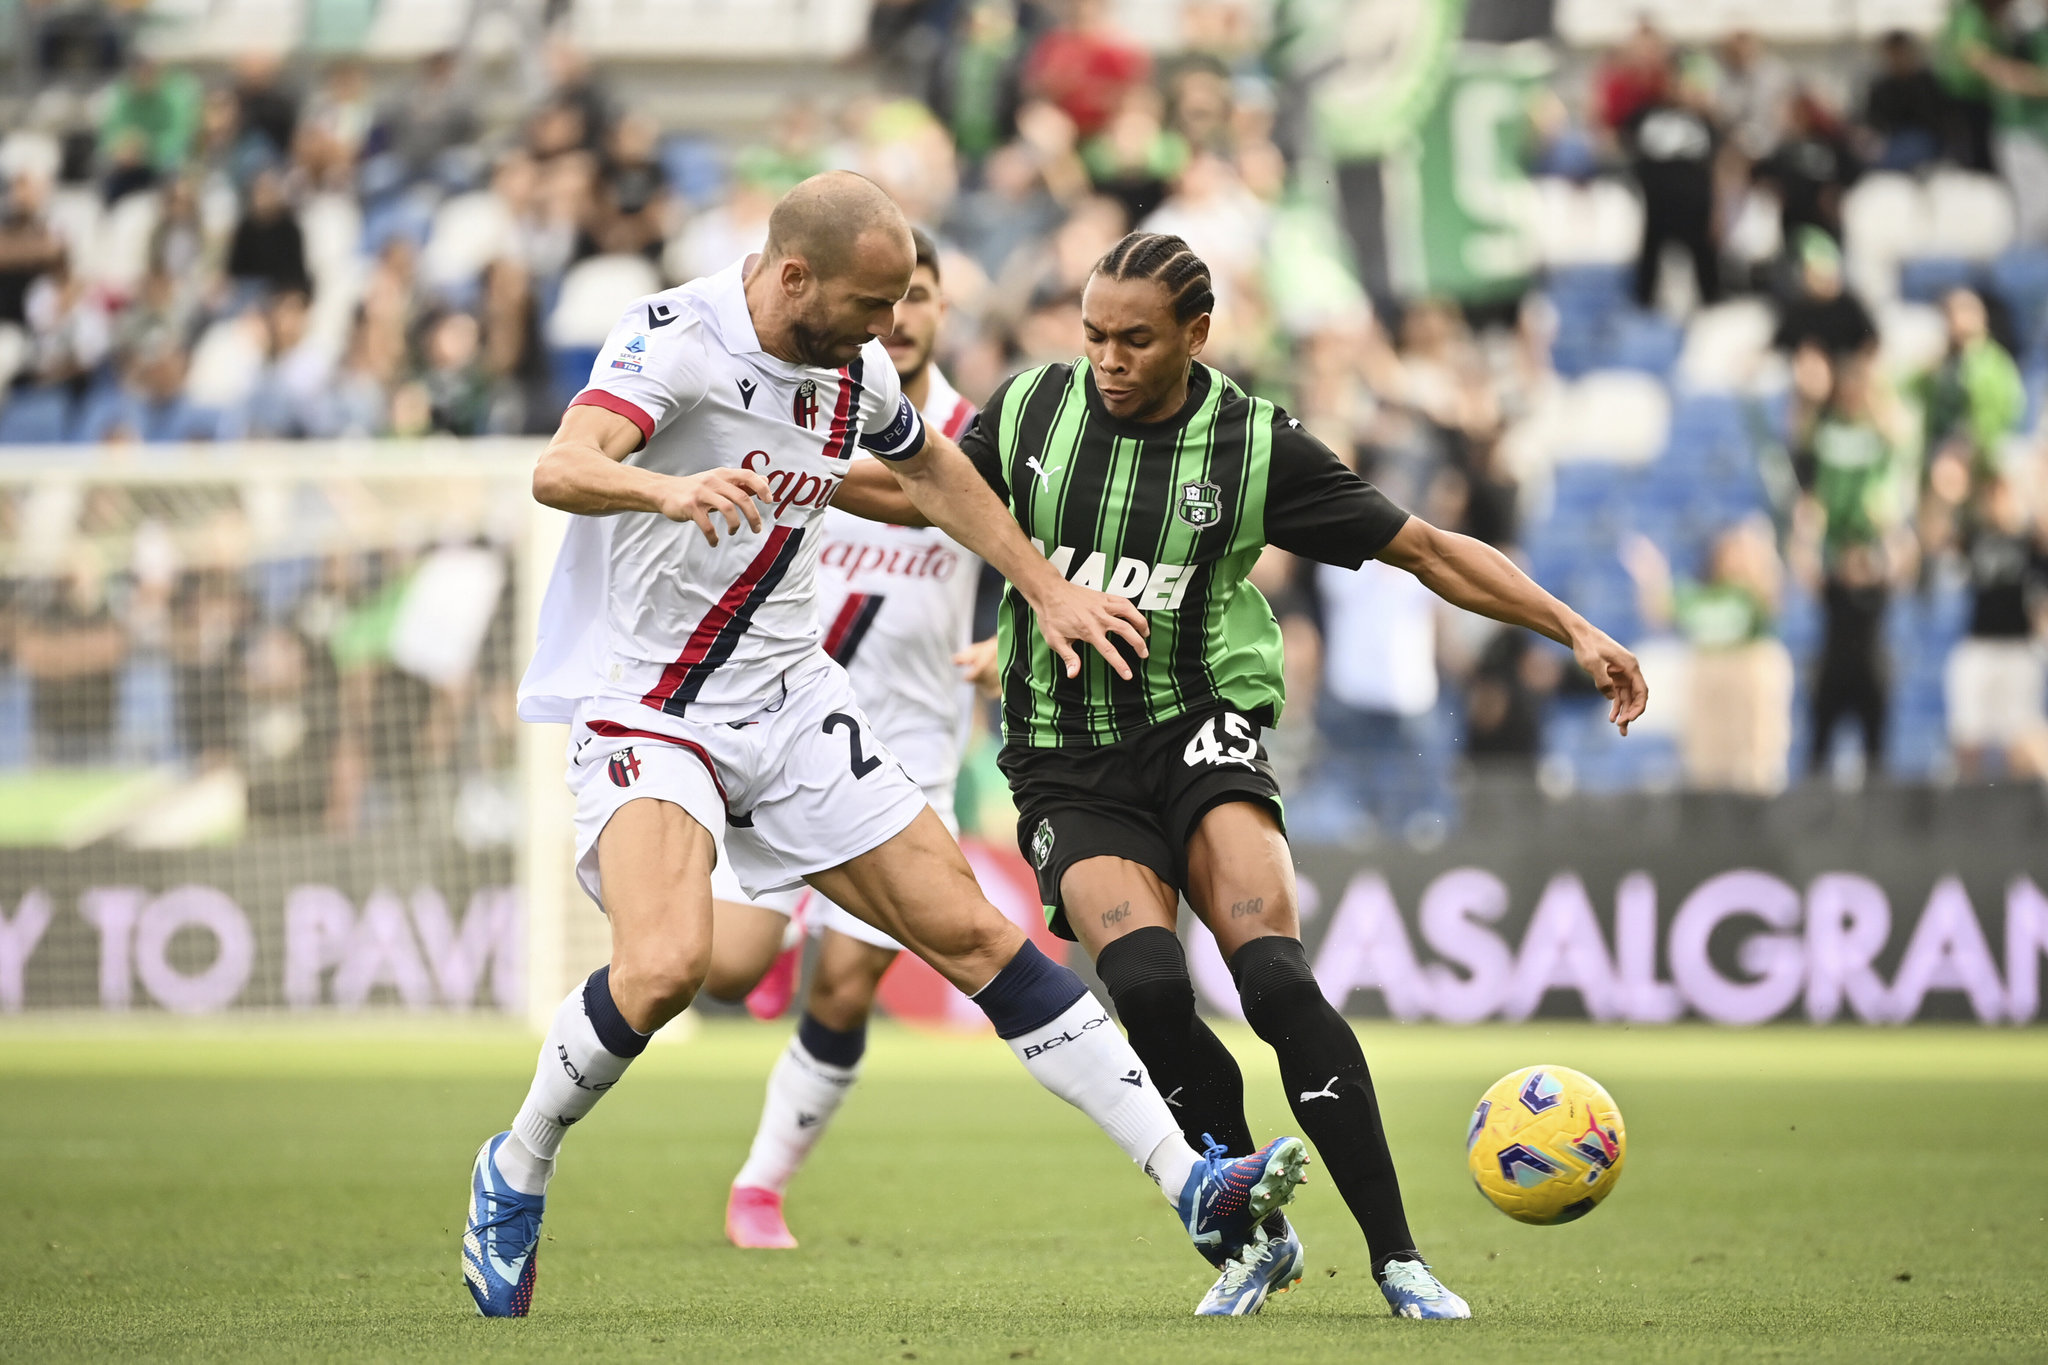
531,404,771,547
1376,518,1648,734
886,425,1150,680
830,456,933,527
1262,408,1646,733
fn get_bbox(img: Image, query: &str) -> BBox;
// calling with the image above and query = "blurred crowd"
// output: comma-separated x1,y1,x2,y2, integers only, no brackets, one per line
0,0,2043,845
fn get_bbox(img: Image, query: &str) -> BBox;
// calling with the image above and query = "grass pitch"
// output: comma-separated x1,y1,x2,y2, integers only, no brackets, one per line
3,1020,2045,1363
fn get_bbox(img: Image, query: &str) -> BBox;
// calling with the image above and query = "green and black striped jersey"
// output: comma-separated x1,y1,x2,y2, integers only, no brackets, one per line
960,358,1411,749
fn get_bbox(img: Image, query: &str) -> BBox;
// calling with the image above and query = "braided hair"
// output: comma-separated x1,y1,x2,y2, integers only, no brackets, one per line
1092,232,1215,324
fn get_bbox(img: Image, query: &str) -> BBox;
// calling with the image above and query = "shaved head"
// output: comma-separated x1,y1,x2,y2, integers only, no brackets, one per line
765,170,913,281
747,171,919,368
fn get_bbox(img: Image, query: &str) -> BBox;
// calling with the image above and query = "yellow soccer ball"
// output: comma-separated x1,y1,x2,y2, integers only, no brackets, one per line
1465,1064,1627,1225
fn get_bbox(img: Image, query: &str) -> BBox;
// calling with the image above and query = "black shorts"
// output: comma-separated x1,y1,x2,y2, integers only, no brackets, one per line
998,706,1286,941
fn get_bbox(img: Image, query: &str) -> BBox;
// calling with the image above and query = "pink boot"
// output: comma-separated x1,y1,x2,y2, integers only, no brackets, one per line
725,1184,797,1249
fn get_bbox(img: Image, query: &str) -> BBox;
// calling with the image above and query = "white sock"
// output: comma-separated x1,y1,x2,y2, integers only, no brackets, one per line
997,992,1197,1205
503,981,642,1195
732,1036,860,1194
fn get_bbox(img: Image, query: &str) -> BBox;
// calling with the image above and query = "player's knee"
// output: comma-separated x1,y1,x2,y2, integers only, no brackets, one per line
1095,925,1196,1033
806,971,877,1032
1228,933,1320,1038
612,940,708,1026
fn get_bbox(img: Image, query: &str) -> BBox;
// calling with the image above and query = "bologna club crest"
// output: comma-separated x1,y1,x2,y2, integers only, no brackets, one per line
607,748,642,788
793,378,820,429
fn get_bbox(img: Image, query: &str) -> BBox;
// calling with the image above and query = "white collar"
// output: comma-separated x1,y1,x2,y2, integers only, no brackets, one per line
708,256,763,356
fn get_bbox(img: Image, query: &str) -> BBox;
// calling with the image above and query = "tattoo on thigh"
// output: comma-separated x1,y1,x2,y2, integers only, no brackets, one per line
1101,900,1131,928
1228,897,1264,920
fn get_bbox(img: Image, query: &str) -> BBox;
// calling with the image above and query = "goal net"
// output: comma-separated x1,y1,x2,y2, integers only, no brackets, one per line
0,442,600,1023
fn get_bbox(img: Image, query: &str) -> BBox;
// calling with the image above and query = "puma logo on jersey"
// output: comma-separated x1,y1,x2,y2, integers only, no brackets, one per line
1030,540,1194,610
737,377,757,408
1025,455,1063,489
1299,1077,1341,1103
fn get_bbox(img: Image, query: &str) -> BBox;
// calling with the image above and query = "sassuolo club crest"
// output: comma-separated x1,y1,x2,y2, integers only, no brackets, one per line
1177,480,1222,527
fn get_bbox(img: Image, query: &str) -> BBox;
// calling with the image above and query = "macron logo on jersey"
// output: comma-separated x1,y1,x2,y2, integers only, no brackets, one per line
1031,539,1194,611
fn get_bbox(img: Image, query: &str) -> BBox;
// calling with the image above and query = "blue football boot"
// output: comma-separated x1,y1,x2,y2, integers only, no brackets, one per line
1195,1216,1307,1317
1378,1257,1471,1319
462,1132,545,1317
1176,1135,1309,1264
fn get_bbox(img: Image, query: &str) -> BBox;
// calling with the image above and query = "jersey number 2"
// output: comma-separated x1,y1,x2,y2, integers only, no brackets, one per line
823,712,883,778
1184,713,1257,768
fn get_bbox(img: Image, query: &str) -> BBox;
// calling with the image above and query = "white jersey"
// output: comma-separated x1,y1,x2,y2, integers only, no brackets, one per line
518,256,927,725
817,367,981,788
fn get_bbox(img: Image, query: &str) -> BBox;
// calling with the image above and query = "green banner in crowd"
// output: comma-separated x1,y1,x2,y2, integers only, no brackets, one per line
1390,41,1550,303
1272,0,1467,160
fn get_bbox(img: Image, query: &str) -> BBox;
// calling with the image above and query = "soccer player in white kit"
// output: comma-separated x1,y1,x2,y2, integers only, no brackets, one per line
461,173,1308,1318
714,228,991,1249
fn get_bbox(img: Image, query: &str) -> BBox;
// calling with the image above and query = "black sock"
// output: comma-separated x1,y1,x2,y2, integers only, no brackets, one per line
1094,926,1256,1159
1230,935,1417,1269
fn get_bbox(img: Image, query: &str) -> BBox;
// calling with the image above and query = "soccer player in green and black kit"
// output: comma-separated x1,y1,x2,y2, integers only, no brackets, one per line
839,232,1648,1319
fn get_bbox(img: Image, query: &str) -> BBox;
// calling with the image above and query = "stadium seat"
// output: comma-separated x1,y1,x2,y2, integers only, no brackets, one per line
1605,311,1685,377
551,347,601,411
0,669,30,770
0,130,61,185
547,254,662,349
184,314,268,412
361,188,439,256
362,0,468,57
1922,170,2016,261
660,135,729,209
1875,301,1948,377
1676,299,1776,392
1842,171,1928,303
86,189,161,293
116,658,178,766
1551,371,1670,466
421,190,515,295
1990,246,2048,354
1533,178,1642,268
1898,257,1979,305
0,387,72,445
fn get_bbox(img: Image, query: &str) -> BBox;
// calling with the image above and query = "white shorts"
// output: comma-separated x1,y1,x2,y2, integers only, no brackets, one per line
1945,638,2047,748
568,661,927,909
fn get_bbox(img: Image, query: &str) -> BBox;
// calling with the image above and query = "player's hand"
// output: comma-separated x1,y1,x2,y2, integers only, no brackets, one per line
658,469,771,546
1572,626,1648,736
954,636,1001,698
1029,578,1149,681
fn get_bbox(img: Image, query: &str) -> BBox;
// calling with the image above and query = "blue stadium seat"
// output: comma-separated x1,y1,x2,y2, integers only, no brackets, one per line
116,657,179,766
550,346,601,412
1990,246,2048,352
1605,312,1684,376
0,670,30,770
0,387,72,445
659,135,726,207
1898,257,1979,305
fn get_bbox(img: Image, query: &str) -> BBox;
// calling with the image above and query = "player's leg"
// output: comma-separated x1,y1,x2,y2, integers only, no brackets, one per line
805,808,1306,1251
1185,800,1466,1319
466,790,715,1317
1061,854,1259,1161
727,924,897,1249
700,899,788,1002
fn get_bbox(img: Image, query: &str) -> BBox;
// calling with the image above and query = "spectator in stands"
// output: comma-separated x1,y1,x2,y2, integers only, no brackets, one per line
1752,88,1863,249
301,59,375,170
1914,287,2024,547
926,0,1032,166
83,336,212,443
146,177,210,285
0,176,65,330
1621,53,1721,310
1460,628,1560,777
946,141,1066,280
1713,29,1794,163
1863,30,1959,171
230,53,298,168
1593,17,1673,145
170,567,246,767
225,168,309,299
98,57,201,191
479,259,551,436
17,552,125,765
1772,228,1876,359
593,112,671,260
1945,475,2048,778
1938,0,2048,241
22,252,112,393
1624,520,1796,795
244,290,335,439
1083,87,1188,228
1933,0,2007,171
1023,0,1150,141
1792,350,1917,779
379,50,478,188
408,310,493,438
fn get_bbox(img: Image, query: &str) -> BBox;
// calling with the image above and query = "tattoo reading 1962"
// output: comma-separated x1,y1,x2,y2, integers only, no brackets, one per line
1101,900,1131,928
1228,897,1264,920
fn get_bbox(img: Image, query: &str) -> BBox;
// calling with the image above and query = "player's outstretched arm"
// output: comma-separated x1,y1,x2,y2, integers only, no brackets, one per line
829,456,932,527
532,405,772,547
886,428,1150,680
1378,517,1649,734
